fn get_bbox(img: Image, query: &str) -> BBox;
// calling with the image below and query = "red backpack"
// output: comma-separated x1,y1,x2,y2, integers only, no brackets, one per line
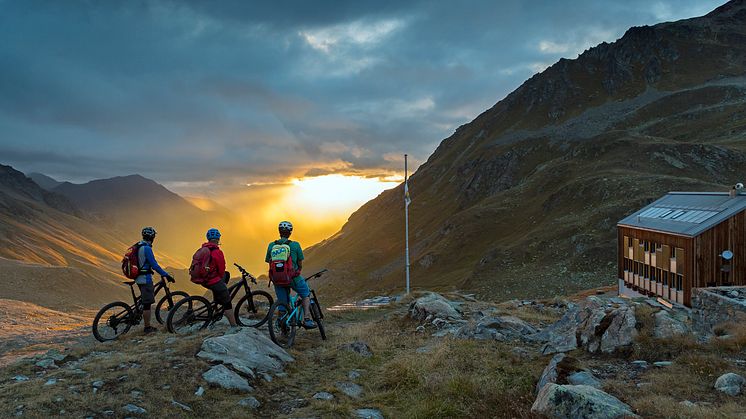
121,242,143,279
268,240,295,286
189,246,213,284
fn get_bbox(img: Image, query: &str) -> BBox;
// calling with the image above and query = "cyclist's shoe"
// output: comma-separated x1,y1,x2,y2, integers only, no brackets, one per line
144,326,158,334
302,319,317,329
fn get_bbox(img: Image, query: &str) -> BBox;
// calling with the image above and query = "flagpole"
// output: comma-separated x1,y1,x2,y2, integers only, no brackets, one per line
404,154,410,295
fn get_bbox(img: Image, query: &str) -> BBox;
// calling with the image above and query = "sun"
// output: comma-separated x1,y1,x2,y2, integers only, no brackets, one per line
290,174,400,211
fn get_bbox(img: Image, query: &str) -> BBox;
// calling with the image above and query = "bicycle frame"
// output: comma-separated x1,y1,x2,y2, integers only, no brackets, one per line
277,270,326,326
125,277,175,312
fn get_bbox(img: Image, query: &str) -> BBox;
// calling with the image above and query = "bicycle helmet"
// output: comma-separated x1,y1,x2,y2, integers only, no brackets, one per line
206,228,221,241
278,221,293,233
141,226,157,240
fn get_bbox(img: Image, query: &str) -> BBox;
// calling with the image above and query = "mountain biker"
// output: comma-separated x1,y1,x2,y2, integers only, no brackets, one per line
265,221,316,329
136,227,174,334
200,228,238,327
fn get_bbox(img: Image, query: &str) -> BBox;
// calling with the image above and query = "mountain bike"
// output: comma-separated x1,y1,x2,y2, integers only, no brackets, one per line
267,269,327,348
166,264,273,334
92,276,188,342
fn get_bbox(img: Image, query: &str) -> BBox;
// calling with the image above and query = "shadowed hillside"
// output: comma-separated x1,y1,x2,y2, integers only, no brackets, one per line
306,0,746,302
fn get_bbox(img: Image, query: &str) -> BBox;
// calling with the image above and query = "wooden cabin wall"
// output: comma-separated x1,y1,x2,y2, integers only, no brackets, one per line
694,211,746,288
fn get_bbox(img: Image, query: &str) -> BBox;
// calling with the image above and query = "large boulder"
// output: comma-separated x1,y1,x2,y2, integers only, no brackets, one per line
714,373,746,396
653,310,689,339
409,293,462,321
531,384,639,418
202,365,253,392
529,297,637,354
197,328,293,378
535,354,585,394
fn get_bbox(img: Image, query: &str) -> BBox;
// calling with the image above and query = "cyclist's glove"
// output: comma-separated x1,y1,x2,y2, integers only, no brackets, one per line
165,274,176,283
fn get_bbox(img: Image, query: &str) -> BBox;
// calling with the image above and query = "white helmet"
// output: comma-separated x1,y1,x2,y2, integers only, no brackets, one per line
278,221,293,232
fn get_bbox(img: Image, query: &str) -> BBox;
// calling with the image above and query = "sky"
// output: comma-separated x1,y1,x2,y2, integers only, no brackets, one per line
0,0,724,199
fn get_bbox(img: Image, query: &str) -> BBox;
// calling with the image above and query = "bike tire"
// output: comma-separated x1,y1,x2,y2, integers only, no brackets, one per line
154,291,189,324
166,295,213,334
311,299,326,340
268,301,296,348
92,301,134,342
235,291,273,328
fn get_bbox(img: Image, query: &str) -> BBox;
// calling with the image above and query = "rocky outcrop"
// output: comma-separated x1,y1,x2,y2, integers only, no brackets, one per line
197,328,293,378
409,293,462,321
714,372,746,396
202,365,253,392
529,297,637,354
653,310,689,339
531,384,639,418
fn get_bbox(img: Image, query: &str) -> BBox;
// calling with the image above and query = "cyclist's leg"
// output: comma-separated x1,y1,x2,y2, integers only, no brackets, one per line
274,285,290,312
138,281,156,331
209,280,236,326
291,276,315,328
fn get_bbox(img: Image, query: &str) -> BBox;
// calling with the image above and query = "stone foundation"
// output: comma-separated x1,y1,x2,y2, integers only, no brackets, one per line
692,287,746,335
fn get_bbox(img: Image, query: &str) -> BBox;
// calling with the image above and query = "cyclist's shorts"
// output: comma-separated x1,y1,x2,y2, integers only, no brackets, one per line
138,283,155,305
274,275,310,304
207,281,231,306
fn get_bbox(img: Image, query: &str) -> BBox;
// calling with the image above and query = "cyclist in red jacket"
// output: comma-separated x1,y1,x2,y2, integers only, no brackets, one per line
200,228,237,327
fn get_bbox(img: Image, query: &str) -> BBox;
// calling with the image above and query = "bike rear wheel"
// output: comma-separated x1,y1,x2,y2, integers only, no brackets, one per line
235,291,273,328
92,301,134,342
167,296,213,334
155,291,189,324
268,301,296,348
311,298,326,340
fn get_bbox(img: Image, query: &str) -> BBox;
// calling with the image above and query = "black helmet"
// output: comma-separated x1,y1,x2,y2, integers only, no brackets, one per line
142,226,157,240
278,221,293,233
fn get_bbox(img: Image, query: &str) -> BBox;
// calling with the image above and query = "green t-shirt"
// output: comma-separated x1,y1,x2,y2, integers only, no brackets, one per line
265,238,303,271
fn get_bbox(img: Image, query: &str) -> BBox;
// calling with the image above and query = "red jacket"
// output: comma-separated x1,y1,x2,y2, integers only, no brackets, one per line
202,242,226,287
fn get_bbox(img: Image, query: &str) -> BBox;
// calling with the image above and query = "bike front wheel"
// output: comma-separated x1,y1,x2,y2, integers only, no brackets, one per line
166,296,213,334
155,291,189,324
235,291,273,328
92,301,134,342
268,301,296,348
311,298,326,341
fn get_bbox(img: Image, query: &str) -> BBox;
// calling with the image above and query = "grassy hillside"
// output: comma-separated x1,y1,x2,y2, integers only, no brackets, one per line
305,1,746,303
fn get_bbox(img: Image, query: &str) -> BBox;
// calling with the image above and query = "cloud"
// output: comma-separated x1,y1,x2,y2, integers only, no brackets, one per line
0,0,726,194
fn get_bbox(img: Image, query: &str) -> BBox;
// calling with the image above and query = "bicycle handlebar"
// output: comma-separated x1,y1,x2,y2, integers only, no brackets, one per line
233,263,257,284
304,268,328,281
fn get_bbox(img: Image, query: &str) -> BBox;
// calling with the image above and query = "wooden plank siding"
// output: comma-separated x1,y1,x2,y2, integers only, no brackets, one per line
694,211,746,289
619,210,746,306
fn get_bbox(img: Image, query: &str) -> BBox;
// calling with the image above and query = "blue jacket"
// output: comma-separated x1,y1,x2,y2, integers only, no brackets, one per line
135,241,169,285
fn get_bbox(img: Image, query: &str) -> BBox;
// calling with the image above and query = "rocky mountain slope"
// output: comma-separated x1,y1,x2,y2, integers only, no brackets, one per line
306,0,746,302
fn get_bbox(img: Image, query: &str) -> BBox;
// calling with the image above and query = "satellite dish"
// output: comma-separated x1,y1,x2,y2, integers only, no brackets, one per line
722,250,734,260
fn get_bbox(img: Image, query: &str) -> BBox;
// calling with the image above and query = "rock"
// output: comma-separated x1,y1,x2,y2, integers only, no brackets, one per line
349,370,363,380
335,381,363,398
653,361,673,368
355,408,384,419
92,380,105,389
194,386,205,397
415,346,433,354
630,360,648,369
122,404,147,415
238,397,261,409
567,371,602,389
680,400,696,408
653,311,689,339
279,398,308,414
202,364,253,392
415,325,426,333
409,293,462,321
531,384,639,418
12,375,29,382
35,358,58,369
339,341,373,358
130,390,143,398
313,391,335,400
729,290,740,298
197,328,293,378
44,349,68,362
171,399,192,411
478,315,538,337
536,354,566,394
44,379,57,386
714,373,746,396
164,337,177,345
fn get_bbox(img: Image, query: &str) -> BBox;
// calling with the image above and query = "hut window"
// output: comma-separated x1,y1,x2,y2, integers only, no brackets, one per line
651,269,656,281
628,237,633,247
644,241,650,252
671,248,677,258
663,271,668,286
676,274,683,290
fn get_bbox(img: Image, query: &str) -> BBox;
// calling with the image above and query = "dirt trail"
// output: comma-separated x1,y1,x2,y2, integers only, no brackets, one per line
0,299,95,366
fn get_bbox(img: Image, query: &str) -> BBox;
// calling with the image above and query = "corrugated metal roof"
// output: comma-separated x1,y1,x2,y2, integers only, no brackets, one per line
618,192,746,236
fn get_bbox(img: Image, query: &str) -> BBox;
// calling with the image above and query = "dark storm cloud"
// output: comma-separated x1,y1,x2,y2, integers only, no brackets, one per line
0,0,724,189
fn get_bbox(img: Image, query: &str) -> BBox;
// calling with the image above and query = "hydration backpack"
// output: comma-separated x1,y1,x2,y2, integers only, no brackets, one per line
121,242,143,279
268,240,296,286
189,246,213,284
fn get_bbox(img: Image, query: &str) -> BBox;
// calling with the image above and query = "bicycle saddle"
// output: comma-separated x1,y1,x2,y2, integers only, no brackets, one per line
122,281,136,286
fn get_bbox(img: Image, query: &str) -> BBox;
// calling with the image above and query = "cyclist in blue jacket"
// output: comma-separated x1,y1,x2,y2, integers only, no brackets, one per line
136,227,174,333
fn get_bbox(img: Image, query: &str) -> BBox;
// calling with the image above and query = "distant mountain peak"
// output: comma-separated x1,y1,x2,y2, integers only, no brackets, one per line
707,0,746,18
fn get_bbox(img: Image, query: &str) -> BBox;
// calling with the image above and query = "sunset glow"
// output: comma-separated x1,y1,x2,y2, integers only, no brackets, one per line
290,174,401,210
